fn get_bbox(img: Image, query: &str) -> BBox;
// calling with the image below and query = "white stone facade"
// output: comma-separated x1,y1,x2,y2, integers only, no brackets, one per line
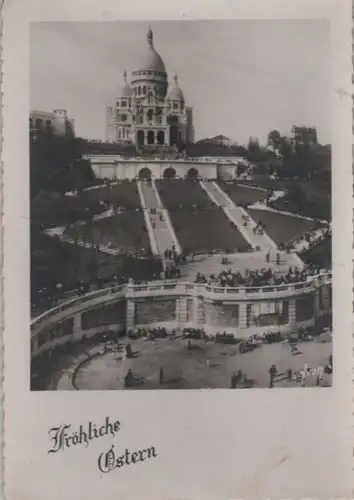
105,28,194,149
87,156,219,180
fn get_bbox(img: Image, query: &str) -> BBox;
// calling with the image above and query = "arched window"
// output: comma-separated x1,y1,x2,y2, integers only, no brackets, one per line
138,86,141,95
143,85,147,94
147,109,154,122
147,130,154,145
35,118,43,129
157,131,165,145
137,130,144,146
156,113,162,125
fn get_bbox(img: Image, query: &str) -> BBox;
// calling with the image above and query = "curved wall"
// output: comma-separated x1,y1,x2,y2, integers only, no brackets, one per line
31,274,332,358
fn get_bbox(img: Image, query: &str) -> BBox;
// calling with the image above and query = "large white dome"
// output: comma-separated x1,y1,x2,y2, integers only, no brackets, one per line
135,28,166,73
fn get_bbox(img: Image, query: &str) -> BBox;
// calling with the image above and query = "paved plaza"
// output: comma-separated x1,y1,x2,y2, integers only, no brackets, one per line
71,333,332,390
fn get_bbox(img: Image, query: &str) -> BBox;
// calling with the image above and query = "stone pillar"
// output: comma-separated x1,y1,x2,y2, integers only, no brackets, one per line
239,303,248,329
144,130,148,145
186,298,194,323
154,130,158,145
288,299,297,324
176,297,188,324
126,299,136,332
194,296,205,325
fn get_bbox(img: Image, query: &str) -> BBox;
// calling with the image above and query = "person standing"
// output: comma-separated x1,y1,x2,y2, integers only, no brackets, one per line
231,372,237,389
236,369,242,386
159,366,164,385
269,364,277,388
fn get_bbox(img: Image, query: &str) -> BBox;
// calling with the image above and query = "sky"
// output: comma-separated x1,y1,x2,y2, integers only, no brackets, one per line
30,20,331,145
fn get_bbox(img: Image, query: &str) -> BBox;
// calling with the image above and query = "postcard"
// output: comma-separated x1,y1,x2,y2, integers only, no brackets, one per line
2,0,353,498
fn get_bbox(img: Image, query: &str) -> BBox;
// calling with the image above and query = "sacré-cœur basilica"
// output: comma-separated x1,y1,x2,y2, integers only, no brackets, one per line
105,27,194,152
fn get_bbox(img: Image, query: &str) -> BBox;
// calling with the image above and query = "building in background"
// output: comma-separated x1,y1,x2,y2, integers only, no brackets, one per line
208,134,232,147
105,27,194,150
30,109,75,138
291,126,318,147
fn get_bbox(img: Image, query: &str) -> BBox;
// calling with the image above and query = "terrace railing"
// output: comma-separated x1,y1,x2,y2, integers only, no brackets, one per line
32,285,126,330
31,273,332,333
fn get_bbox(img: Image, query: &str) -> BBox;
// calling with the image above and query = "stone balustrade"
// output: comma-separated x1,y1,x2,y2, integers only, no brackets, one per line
30,273,332,358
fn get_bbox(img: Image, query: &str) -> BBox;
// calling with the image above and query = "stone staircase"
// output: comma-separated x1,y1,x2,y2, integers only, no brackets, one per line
138,180,181,261
201,181,277,252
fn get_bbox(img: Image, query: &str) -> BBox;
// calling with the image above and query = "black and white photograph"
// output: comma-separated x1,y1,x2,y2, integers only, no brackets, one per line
30,20,333,391
3,1,353,498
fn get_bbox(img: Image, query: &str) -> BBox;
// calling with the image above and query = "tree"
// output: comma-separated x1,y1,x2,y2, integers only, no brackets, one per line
267,130,281,150
278,136,293,157
30,129,96,198
247,137,261,162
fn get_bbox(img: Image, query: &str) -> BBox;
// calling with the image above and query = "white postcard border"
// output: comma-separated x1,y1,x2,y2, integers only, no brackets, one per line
2,0,353,499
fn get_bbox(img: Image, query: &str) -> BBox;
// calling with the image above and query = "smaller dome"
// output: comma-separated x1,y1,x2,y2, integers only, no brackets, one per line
167,74,184,101
118,71,132,98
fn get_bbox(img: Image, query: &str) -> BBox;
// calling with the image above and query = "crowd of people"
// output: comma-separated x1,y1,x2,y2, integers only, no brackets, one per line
182,327,206,339
194,262,328,289
127,327,168,340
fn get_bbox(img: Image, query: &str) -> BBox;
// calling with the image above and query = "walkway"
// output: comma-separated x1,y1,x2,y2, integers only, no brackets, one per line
201,181,277,252
138,180,181,257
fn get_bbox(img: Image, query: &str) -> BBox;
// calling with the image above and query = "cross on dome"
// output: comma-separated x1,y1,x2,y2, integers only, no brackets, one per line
147,26,154,47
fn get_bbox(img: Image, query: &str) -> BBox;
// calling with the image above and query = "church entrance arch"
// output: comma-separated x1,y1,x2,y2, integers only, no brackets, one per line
137,130,144,147
138,167,152,180
186,167,199,179
163,167,176,179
